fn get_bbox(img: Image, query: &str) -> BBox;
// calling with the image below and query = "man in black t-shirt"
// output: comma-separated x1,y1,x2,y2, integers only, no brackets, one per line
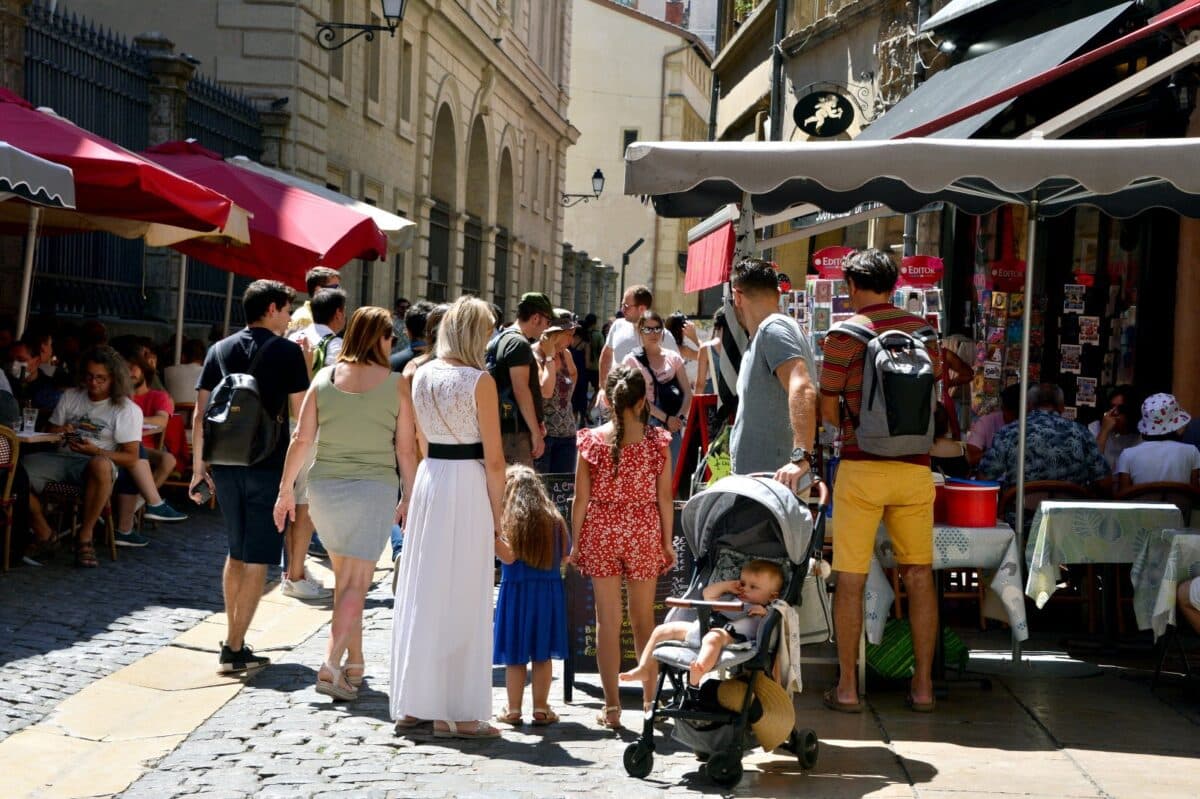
191,279,309,675
491,292,552,465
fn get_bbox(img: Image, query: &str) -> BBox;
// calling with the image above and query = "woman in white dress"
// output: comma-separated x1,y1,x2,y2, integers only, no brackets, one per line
390,296,508,738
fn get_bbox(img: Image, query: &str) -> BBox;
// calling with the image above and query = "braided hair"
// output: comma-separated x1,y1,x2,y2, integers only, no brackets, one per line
606,364,647,476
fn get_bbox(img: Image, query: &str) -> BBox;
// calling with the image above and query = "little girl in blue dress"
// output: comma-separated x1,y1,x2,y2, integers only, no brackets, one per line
493,465,569,725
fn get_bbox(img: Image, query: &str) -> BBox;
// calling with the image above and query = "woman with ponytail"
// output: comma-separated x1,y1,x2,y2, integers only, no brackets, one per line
568,364,675,730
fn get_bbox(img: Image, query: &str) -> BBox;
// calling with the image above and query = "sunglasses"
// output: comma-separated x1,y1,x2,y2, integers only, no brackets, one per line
641,326,663,335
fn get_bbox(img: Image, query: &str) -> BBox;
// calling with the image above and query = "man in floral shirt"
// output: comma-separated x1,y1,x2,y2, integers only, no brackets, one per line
978,383,1111,492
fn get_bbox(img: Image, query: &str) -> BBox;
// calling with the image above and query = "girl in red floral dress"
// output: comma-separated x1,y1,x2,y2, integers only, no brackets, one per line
569,364,675,730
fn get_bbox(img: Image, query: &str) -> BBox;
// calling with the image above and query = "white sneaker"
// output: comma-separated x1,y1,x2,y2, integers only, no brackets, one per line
281,575,333,600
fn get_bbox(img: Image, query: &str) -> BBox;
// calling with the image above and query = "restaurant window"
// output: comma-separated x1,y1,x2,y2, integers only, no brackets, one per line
463,215,483,296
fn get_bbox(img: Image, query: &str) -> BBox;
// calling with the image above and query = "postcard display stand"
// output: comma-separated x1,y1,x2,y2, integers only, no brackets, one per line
783,281,945,371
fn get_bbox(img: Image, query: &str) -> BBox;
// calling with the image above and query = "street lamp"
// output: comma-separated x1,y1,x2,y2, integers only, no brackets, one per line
561,168,605,207
317,0,407,51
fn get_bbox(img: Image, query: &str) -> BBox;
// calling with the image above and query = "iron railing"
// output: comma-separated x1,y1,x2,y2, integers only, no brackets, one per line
24,1,150,319
427,204,451,302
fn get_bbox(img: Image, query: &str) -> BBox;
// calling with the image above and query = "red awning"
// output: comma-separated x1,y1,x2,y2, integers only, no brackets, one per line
0,88,239,236
143,140,388,289
684,220,735,293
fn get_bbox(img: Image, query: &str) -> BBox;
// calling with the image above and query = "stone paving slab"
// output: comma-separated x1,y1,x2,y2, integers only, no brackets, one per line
0,507,232,743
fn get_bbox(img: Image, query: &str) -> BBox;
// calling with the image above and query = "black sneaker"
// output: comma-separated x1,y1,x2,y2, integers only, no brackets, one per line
307,533,328,558
217,642,270,674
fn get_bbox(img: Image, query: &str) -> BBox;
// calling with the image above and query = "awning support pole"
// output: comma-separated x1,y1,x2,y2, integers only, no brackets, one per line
222,271,235,336
1014,196,1039,664
17,206,41,338
174,256,189,367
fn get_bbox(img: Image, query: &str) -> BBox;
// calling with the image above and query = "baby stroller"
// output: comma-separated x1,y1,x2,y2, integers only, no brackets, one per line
623,474,828,787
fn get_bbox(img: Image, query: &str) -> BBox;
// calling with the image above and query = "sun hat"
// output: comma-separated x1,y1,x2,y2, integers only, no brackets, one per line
1138,393,1192,436
716,673,795,751
543,308,577,335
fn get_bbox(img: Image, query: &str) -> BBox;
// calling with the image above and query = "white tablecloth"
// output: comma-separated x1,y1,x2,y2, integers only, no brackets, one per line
1131,529,1200,639
865,522,1028,645
1025,501,1184,608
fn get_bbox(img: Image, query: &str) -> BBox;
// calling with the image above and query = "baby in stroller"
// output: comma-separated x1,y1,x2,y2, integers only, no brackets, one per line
619,560,785,690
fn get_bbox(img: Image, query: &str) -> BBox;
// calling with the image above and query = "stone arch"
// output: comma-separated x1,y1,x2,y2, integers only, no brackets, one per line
430,103,458,207
465,116,491,220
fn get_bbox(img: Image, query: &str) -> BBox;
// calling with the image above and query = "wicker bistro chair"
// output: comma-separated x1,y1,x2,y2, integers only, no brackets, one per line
1114,482,1200,526
0,425,18,572
38,479,117,563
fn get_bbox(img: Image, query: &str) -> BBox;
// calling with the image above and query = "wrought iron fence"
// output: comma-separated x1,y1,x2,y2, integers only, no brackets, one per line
427,204,451,302
462,215,483,297
24,0,150,320
183,72,262,328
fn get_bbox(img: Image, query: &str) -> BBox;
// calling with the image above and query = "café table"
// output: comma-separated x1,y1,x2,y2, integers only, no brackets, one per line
1025,501,1185,608
15,431,62,445
866,522,1029,648
1131,529,1200,639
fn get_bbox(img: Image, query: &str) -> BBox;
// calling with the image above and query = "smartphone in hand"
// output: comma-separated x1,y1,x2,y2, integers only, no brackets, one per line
191,481,212,505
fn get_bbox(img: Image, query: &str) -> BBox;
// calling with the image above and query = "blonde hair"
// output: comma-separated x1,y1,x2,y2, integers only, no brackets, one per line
337,306,392,367
437,296,493,369
501,465,566,571
744,559,786,594
606,364,647,475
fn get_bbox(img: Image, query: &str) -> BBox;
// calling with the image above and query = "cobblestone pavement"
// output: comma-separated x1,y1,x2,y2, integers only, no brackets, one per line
0,506,232,743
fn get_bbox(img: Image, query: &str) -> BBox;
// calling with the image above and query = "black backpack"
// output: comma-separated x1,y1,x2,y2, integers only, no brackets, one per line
485,328,524,432
202,336,283,466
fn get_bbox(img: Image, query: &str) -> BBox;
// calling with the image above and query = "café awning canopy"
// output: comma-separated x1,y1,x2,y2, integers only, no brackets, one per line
228,156,416,254
624,137,1200,220
0,89,248,243
0,141,75,208
625,134,1200,563
143,140,389,289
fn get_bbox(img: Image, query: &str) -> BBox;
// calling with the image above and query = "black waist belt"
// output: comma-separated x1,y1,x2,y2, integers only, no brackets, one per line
427,442,484,460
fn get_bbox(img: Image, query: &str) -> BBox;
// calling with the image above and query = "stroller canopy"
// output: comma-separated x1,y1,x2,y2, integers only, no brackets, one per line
681,476,813,564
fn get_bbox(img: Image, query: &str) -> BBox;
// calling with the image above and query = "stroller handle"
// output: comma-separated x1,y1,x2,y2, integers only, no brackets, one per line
745,470,830,511
666,597,745,613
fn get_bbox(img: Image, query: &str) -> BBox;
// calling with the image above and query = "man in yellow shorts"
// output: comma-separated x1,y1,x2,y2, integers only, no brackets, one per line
819,249,942,714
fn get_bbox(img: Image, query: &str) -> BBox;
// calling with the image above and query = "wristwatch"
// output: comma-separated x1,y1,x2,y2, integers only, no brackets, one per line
790,446,811,465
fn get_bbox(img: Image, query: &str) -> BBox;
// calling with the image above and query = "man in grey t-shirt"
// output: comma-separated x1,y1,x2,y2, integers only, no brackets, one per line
728,259,817,491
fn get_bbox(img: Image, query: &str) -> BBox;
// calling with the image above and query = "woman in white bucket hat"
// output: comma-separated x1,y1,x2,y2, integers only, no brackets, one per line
1114,393,1200,491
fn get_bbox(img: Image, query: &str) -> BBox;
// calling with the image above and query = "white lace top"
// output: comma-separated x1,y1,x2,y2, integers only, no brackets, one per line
412,361,483,445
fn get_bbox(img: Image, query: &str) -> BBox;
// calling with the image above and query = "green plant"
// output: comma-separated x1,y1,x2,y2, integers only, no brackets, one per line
734,0,756,19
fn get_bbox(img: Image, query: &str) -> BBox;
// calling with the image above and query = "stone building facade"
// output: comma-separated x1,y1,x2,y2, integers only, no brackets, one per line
565,0,712,316
71,0,577,316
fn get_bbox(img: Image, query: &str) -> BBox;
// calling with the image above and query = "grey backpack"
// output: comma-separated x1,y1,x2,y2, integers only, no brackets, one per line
834,321,938,458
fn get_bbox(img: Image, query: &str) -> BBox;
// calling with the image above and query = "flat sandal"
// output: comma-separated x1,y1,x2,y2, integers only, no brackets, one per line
74,542,98,568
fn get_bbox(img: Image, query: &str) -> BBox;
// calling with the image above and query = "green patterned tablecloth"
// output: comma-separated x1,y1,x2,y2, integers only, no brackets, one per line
1131,530,1200,639
1025,501,1184,608
867,523,1028,645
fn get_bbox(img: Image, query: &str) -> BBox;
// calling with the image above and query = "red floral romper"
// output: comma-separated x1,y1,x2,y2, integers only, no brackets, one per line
575,425,672,580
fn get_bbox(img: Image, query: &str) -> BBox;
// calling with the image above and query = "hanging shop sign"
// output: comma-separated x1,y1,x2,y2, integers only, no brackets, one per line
812,245,855,278
793,92,855,138
899,255,944,287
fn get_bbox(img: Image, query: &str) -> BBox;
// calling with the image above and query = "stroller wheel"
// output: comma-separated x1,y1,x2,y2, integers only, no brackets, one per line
623,743,654,779
789,728,820,770
706,750,743,788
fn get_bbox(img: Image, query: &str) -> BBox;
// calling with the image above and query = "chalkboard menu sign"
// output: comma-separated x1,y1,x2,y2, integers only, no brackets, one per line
541,473,695,702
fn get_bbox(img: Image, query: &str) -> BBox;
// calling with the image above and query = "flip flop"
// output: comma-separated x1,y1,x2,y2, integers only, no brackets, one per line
906,693,936,713
822,687,863,714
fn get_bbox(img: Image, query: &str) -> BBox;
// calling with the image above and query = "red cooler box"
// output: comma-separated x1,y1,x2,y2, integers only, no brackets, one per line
940,478,1000,527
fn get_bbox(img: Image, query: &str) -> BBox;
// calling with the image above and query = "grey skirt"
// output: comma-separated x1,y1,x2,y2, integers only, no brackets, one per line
306,478,397,562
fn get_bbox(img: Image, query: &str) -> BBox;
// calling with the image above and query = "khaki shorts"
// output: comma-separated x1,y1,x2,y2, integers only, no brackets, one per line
832,459,935,575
